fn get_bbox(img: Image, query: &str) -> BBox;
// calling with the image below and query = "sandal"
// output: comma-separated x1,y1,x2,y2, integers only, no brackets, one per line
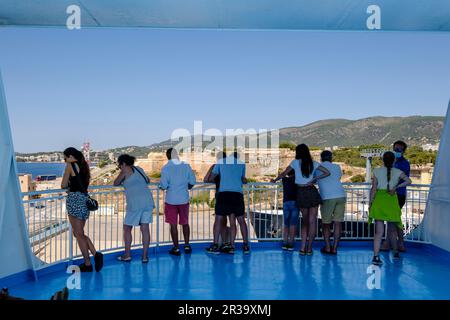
320,247,331,255
299,249,306,256
117,255,132,262
307,250,313,256
142,257,149,264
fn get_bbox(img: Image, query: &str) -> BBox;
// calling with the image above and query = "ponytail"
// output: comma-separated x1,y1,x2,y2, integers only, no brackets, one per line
382,151,395,192
387,167,392,192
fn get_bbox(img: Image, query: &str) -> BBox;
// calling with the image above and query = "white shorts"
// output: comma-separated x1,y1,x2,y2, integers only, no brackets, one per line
124,208,153,226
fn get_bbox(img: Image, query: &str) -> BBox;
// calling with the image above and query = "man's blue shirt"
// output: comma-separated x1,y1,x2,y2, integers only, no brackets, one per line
394,156,410,196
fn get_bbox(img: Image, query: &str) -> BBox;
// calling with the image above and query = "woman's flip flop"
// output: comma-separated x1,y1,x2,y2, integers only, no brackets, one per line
117,256,132,262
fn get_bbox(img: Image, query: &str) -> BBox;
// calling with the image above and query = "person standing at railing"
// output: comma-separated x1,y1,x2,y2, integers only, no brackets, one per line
279,170,299,251
61,147,103,272
160,148,196,256
316,150,346,255
204,151,232,254
207,151,249,254
272,144,330,256
380,140,411,253
113,154,155,263
369,151,412,266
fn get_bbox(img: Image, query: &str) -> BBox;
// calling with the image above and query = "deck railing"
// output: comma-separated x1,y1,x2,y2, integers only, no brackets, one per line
22,182,430,269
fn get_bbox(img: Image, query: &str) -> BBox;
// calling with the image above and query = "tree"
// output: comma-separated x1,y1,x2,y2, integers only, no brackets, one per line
279,141,296,150
351,174,366,183
98,160,109,169
149,171,161,179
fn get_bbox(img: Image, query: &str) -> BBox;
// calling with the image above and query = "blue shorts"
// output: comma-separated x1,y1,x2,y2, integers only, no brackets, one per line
283,200,300,227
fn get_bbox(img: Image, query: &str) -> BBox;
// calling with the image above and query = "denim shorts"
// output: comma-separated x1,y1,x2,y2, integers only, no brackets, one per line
283,200,300,227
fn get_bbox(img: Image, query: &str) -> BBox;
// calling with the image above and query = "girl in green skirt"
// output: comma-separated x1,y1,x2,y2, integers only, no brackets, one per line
369,151,411,265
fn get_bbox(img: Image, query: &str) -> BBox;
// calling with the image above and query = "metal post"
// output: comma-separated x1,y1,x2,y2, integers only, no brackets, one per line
366,157,372,183
246,184,252,243
68,223,73,264
156,187,160,252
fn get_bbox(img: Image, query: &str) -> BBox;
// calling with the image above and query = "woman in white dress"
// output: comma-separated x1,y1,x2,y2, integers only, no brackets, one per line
114,154,155,263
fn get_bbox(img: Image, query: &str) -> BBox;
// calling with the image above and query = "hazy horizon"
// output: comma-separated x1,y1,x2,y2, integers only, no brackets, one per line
12,114,445,154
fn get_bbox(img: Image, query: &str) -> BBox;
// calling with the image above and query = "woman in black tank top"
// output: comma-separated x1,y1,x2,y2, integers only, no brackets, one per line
61,147,103,273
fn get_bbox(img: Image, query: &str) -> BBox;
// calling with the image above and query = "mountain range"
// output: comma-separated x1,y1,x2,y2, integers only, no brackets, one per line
16,116,445,159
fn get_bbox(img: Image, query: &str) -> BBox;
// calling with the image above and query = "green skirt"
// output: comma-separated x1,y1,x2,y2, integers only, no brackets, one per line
369,190,403,228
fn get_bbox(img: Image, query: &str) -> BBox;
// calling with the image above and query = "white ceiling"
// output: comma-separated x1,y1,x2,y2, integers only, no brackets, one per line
0,0,449,31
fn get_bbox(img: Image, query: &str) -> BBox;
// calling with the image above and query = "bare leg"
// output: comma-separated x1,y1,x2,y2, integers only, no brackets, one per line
237,216,249,244
221,217,228,243
300,208,309,252
182,224,190,245
283,226,289,244
374,220,384,256
122,225,133,258
307,207,318,252
380,238,391,251
140,224,150,259
397,227,406,251
332,221,342,252
170,224,179,248
229,214,237,247
81,220,97,256
322,223,331,251
388,223,398,253
69,216,92,266
214,216,226,244
288,225,297,245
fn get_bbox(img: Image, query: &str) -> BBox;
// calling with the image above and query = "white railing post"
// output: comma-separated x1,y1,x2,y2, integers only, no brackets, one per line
155,187,160,252
246,184,252,243
20,182,432,268
68,222,73,264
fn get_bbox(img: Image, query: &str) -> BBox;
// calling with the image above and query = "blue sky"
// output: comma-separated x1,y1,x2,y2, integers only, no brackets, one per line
1,28,449,153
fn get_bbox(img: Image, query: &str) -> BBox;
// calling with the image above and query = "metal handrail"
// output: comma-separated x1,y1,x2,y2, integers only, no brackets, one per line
21,182,431,269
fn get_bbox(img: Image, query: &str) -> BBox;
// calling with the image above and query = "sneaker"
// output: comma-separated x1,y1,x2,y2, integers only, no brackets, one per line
287,244,294,252
282,243,289,251
78,263,93,272
243,244,250,254
94,252,104,272
184,244,192,254
372,256,383,266
228,246,235,255
220,242,231,253
206,244,221,255
169,247,181,256
393,252,400,260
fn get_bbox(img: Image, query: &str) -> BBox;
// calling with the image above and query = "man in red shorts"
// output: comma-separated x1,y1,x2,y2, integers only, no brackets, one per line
160,148,196,256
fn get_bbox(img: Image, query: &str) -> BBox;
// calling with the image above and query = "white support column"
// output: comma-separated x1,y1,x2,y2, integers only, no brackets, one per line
0,70,37,280
423,101,450,250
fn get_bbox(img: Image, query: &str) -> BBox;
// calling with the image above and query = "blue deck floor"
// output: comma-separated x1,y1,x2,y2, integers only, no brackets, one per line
7,242,450,300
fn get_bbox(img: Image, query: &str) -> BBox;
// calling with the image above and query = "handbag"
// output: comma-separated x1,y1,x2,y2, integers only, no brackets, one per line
71,163,99,211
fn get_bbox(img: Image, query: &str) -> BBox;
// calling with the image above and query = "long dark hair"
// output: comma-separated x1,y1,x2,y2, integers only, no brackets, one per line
117,154,136,166
295,144,314,178
63,147,90,187
383,151,395,192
